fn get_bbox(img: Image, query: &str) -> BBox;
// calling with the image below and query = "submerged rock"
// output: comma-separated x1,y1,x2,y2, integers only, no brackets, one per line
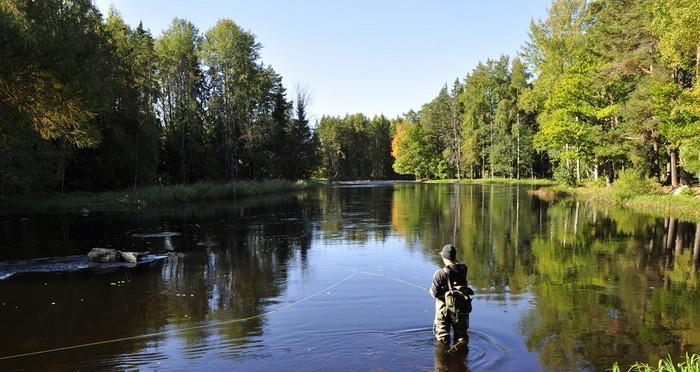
87,248,148,263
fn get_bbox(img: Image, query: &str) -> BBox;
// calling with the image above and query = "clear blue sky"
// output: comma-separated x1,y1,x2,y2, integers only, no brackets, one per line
95,0,551,122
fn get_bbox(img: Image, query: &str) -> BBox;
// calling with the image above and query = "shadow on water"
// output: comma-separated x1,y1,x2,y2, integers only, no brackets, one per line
0,182,699,371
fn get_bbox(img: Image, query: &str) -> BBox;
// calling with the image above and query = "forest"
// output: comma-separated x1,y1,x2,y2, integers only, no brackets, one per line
0,0,316,194
1,0,700,195
393,0,700,188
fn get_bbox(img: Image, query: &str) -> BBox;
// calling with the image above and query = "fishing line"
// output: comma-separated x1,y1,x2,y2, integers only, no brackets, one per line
0,270,359,361
359,271,428,291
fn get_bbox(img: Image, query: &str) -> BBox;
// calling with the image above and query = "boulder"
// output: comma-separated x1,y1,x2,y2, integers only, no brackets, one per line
87,248,120,263
119,251,142,263
88,248,148,263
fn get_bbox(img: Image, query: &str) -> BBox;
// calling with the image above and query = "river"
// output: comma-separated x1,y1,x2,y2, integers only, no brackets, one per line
1,182,699,371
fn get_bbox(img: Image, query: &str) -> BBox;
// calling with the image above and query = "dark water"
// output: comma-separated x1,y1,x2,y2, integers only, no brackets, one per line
1,182,699,371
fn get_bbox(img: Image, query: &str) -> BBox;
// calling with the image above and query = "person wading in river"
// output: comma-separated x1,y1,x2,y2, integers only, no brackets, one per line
430,244,471,347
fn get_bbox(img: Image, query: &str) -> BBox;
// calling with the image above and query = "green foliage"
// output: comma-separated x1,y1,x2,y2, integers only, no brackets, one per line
395,55,542,181
4,0,700,195
612,169,662,200
317,114,396,180
611,353,700,372
553,162,579,186
0,2,321,196
649,0,700,74
156,18,206,184
282,89,318,180
392,119,439,179
678,187,695,197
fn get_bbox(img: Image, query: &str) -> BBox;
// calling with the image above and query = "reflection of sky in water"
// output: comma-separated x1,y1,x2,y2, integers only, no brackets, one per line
0,183,698,371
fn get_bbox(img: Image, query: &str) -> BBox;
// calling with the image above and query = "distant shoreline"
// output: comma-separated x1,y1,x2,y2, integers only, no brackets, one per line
1,180,323,213
424,178,557,186
4,178,699,222
549,184,700,223
428,177,700,222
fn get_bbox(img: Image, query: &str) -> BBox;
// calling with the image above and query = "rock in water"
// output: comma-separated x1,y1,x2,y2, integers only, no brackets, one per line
87,248,120,263
87,248,149,263
119,251,139,263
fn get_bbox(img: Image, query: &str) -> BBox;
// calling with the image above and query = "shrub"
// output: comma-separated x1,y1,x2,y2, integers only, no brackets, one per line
554,163,578,186
612,169,662,200
679,187,695,197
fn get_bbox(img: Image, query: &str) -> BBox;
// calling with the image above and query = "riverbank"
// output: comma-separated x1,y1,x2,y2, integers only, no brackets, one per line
425,178,557,186
425,177,700,222
1,180,322,213
549,184,700,222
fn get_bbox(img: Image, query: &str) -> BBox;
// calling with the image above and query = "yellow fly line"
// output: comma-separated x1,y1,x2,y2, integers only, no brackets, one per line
360,271,428,291
0,270,431,361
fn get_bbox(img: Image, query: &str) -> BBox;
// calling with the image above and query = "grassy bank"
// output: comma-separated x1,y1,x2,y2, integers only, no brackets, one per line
611,353,700,372
426,178,557,186
546,184,700,222
424,177,700,222
1,179,322,213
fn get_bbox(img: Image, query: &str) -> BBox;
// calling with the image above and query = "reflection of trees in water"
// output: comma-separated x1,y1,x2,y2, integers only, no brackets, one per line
388,183,700,371
317,186,394,243
0,192,317,369
153,193,317,350
518,205,700,370
521,204,700,370
391,183,543,292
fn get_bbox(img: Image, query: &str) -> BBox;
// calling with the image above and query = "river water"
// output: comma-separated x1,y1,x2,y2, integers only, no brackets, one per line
1,182,699,371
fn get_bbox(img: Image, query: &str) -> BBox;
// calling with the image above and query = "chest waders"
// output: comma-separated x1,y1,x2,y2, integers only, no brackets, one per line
433,267,472,344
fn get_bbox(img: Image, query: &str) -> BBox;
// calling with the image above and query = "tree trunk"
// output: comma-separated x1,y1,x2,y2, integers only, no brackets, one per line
593,162,599,181
605,160,614,187
481,156,485,180
653,140,660,182
669,148,679,188
576,157,581,182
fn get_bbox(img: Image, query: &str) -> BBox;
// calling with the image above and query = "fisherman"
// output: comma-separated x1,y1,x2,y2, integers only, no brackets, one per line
429,244,471,346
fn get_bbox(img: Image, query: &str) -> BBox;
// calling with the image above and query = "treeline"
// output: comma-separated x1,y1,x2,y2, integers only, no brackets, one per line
393,0,700,186
0,0,316,194
316,114,397,180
